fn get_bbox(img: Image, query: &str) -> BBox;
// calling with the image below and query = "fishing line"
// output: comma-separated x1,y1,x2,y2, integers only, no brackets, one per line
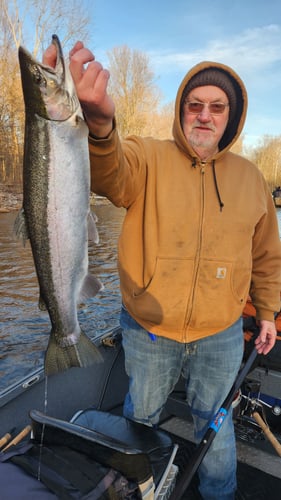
37,375,48,480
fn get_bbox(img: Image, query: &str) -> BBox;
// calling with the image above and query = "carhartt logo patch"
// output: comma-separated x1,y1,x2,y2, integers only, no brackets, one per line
216,267,227,279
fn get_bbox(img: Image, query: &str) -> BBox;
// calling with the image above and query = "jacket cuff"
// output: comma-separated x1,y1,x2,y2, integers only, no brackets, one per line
255,308,276,322
88,119,116,144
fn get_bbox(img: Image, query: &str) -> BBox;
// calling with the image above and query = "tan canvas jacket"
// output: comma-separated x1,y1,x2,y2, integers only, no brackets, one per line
89,61,281,343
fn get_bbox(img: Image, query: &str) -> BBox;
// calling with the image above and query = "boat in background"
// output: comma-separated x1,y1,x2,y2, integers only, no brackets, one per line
272,186,281,207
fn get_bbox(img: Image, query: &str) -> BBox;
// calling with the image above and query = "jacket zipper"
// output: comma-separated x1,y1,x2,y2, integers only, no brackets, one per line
184,162,206,335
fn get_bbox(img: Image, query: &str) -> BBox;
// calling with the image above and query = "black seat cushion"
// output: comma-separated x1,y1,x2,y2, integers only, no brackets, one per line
72,409,175,486
30,409,174,487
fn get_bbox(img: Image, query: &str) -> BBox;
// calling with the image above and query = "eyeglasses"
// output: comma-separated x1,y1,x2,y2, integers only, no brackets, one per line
184,101,229,115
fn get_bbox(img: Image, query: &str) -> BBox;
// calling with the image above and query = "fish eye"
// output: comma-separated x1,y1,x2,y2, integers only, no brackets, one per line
32,67,45,85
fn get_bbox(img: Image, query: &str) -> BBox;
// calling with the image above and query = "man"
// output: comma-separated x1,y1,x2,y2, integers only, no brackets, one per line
44,43,281,500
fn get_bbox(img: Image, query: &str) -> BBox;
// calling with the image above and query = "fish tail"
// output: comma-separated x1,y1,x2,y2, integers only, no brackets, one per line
44,331,103,376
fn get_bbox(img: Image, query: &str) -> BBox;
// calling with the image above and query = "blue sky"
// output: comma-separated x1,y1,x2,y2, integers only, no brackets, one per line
86,0,281,147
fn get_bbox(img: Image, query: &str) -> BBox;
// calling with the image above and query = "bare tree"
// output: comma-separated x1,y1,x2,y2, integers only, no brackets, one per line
107,45,161,138
142,101,174,139
0,1,24,187
247,136,281,191
0,0,93,188
1,0,92,55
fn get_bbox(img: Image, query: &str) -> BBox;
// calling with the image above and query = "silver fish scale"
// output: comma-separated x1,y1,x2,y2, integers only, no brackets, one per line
17,35,103,375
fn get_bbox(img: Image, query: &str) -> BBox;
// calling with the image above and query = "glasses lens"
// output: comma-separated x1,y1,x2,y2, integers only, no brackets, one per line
208,103,227,114
187,102,204,114
186,102,228,114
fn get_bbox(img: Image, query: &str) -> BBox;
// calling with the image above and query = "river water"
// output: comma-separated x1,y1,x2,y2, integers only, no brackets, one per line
0,203,125,393
0,205,280,394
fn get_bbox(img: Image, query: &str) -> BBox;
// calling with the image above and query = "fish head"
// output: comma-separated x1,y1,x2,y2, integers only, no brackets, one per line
18,34,81,121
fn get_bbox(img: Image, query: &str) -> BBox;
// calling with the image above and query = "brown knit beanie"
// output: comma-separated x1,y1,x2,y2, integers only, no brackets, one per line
181,67,237,124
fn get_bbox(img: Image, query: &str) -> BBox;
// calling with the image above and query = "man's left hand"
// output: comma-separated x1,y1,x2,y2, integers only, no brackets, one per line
255,320,277,355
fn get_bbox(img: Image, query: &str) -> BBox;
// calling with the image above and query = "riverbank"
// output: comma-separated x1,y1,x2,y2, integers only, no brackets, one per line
0,187,111,212
0,185,22,213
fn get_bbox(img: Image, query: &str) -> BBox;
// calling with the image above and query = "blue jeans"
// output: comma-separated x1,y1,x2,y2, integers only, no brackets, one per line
120,307,244,500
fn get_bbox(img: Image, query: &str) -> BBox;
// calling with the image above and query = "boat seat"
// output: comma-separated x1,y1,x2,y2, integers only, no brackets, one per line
30,408,178,498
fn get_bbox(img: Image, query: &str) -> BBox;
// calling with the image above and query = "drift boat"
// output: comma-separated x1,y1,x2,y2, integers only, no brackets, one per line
0,311,281,499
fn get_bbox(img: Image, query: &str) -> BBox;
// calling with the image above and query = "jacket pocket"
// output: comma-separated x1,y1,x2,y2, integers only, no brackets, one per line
130,257,195,330
190,258,251,330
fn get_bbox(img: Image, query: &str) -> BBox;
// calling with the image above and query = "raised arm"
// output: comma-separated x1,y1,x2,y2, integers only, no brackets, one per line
43,40,115,138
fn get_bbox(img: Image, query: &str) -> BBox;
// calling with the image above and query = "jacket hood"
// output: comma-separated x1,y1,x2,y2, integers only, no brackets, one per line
172,61,248,160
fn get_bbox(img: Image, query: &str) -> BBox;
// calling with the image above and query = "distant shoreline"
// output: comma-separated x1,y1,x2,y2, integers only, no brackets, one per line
0,187,22,213
0,187,110,213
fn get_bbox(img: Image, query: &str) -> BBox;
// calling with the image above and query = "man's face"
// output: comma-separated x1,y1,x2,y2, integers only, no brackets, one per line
182,85,230,160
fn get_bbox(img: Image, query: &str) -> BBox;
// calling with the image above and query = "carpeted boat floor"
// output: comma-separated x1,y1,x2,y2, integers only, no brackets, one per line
171,434,281,500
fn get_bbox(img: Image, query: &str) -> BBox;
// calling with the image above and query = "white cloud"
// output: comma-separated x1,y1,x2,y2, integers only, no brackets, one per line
148,24,281,140
148,24,281,79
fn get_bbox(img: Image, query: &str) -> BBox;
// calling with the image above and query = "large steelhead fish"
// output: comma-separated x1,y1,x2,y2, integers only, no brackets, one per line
16,35,103,375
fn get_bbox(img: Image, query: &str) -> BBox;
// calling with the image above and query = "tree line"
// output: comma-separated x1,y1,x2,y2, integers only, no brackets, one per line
0,0,280,193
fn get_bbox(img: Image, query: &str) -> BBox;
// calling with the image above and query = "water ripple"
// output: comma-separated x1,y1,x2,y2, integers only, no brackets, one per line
0,205,124,392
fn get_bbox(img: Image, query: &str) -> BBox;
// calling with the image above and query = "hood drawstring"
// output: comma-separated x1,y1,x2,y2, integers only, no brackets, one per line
212,160,224,211
191,158,224,211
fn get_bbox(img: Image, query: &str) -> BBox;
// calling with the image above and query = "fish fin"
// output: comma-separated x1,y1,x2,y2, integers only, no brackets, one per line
79,273,104,301
44,330,103,376
88,210,99,244
39,295,47,311
14,208,29,245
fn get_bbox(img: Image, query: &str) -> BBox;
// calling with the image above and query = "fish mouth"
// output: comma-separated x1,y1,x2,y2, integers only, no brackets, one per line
18,34,79,121
51,34,65,72
47,34,66,90
18,34,65,86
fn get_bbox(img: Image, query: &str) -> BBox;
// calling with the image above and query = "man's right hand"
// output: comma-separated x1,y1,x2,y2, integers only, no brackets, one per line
43,40,115,138
69,42,115,137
